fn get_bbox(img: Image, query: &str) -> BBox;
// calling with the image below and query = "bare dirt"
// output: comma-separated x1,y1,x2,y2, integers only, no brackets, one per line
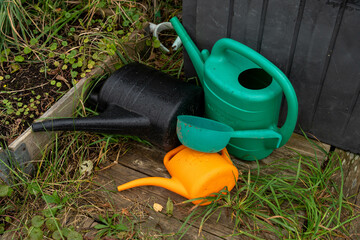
0,63,71,146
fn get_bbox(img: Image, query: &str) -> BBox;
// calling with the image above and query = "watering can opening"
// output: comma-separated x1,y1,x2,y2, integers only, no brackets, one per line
238,68,273,90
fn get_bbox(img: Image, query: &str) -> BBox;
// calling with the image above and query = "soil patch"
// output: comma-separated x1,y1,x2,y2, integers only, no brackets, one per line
0,63,71,146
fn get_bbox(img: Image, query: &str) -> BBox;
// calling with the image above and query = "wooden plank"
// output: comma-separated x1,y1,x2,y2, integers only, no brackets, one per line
90,133,330,239
311,6,360,153
330,149,360,237
342,96,360,152
94,165,230,239
102,147,238,237
334,150,360,203
6,58,116,165
289,1,339,131
259,0,301,72
182,0,198,77
195,0,231,51
94,151,282,239
230,0,263,51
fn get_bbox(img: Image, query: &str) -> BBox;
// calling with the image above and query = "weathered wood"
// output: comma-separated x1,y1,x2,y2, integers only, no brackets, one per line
182,0,197,77
230,0,263,51
90,133,331,239
93,167,228,239
260,0,301,72
333,149,360,203
184,0,360,154
289,1,339,131
9,58,116,158
0,58,117,179
97,162,237,237
195,0,231,51
329,149,360,238
311,4,360,152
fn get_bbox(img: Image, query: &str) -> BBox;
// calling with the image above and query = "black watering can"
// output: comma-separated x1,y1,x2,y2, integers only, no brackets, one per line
32,63,204,150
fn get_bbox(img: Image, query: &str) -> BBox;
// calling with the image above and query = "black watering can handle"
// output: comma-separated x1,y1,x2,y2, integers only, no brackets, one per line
211,39,298,148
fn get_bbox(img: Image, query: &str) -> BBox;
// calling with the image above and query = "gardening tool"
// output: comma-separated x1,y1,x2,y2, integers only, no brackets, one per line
117,145,239,205
170,17,298,160
148,22,182,53
31,62,204,151
176,115,282,153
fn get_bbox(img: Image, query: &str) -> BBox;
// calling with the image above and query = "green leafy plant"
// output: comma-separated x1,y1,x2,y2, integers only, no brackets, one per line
28,226,44,240
0,184,13,197
94,213,129,237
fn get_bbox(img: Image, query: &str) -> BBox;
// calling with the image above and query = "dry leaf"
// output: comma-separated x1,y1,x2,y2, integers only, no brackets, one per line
79,160,93,176
153,203,163,212
121,208,130,216
55,75,67,82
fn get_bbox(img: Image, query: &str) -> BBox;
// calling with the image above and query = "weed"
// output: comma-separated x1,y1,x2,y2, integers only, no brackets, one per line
94,212,129,238
0,0,35,52
179,140,358,239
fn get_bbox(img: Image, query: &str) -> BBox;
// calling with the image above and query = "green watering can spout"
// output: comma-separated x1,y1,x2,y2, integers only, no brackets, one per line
170,17,205,83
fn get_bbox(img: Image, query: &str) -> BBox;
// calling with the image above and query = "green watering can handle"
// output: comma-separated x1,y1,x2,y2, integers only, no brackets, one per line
211,39,298,147
230,129,282,149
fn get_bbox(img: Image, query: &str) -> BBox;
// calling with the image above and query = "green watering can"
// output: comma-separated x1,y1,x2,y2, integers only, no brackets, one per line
170,17,298,160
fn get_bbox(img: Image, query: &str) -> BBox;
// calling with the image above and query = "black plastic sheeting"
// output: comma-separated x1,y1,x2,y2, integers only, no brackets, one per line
182,0,360,154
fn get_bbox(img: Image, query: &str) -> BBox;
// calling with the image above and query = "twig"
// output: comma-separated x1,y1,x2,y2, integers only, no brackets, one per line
4,82,49,93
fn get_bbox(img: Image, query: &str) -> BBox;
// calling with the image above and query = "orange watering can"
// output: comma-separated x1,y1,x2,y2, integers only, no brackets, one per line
117,145,239,205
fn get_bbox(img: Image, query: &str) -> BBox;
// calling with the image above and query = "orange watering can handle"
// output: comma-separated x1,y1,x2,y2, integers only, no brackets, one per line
163,145,186,165
219,147,233,165
211,39,298,147
164,145,233,165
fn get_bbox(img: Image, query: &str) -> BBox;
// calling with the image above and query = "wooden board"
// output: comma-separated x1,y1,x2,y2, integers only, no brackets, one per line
330,149,360,237
90,133,331,238
259,0,301,72
230,0,263,51
183,0,360,154
289,0,339,131
0,57,117,180
195,0,231,51
311,5,360,152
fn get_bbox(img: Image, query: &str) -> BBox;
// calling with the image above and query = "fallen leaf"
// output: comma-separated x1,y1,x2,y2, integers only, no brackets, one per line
153,203,163,212
56,75,71,88
47,68,60,75
121,208,130,216
79,160,93,176
55,75,67,82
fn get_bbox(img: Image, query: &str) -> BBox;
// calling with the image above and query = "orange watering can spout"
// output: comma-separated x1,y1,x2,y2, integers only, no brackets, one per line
118,145,239,205
117,177,188,199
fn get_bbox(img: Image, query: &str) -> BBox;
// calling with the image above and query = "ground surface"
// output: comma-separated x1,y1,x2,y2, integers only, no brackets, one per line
73,133,335,239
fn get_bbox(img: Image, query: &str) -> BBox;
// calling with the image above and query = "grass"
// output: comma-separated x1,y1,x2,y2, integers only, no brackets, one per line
2,124,358,239
179,139,359,239
1,0,359,239
0,0,182,143
0,0,34,52
0,129,145,238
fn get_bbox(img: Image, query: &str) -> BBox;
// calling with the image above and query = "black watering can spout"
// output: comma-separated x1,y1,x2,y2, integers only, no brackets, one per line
32,105,151,135
31,63,204,151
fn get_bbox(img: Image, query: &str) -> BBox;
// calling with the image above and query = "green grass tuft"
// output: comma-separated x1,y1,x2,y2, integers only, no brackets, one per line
181,140,359,239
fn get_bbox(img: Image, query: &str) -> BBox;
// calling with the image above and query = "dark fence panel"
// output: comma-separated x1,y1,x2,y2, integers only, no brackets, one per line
182,0,360,153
